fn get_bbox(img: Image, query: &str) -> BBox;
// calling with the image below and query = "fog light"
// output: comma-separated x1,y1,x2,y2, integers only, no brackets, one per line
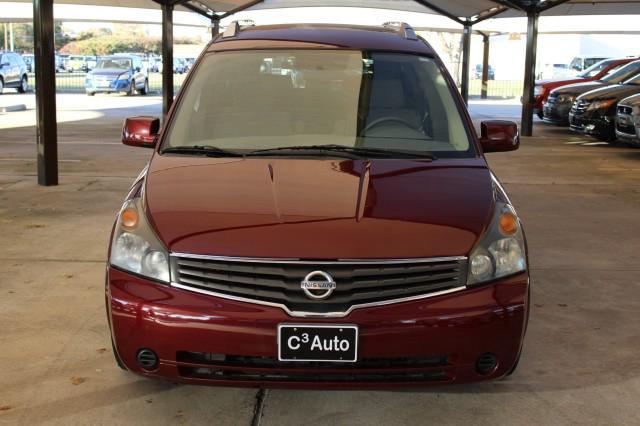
476,353,498,375
136,348,159,371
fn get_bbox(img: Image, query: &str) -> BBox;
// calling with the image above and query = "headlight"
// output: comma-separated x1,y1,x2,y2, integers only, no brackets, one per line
116,73,130,82
468,201,526,285
110,197,170,283
534,85,543,97
588,99,616,111
557,94,575,104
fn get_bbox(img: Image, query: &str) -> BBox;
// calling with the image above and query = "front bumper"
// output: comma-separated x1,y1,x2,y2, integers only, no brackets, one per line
107,267,529,389
543,102,572,125
569,112,614,138
615,114,640,146
85,79,131,93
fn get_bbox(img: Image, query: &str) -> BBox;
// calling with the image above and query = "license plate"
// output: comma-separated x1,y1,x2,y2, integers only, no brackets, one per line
278,324,358,362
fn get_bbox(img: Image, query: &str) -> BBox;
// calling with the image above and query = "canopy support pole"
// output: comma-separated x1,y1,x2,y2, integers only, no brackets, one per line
460,23,472,104
211,18,220,38
161,1,174,118
33,0,58,186
520,10,539,136
481,33,490,99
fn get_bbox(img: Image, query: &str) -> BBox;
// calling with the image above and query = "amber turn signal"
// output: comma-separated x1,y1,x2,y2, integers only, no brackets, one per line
121,207,139,229
499,212,518,235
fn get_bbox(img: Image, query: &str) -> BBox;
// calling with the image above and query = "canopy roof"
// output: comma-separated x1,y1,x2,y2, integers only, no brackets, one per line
5,0,640,23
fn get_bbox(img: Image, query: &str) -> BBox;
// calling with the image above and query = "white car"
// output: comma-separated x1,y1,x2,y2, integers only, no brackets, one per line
616,94,640,147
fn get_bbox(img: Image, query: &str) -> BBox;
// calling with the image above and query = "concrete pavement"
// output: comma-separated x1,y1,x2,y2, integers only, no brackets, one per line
0,94,639,425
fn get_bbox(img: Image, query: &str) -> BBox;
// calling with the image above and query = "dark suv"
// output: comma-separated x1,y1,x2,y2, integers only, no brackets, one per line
107,23,529,389
0,51,29,94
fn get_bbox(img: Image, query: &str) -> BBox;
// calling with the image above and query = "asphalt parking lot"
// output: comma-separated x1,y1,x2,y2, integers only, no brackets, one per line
1,93,639,425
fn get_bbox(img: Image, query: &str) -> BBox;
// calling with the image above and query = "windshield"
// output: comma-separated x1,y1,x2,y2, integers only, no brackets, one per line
164,50,473,158
578,59,613,78
624,72,640,86
602,61,640,83
96,58,131,70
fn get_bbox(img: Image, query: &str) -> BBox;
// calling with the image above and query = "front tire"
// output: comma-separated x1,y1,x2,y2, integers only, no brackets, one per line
127,80,136,96
137,79,148,95
86,92,95,97
0,77,4,94
18,75,28,93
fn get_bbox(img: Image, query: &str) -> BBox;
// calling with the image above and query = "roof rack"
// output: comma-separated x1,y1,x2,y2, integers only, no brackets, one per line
222,20,256,38
382,22,418,40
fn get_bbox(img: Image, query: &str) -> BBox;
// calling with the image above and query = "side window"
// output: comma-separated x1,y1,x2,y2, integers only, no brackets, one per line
135,57,142,71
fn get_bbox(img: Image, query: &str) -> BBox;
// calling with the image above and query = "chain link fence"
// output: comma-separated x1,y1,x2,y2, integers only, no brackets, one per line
26,71,187,94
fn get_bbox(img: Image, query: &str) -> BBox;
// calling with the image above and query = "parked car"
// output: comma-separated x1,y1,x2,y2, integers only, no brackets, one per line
66,55,89,73
568,55,609,74
86,55,98,71
55,54,66,73
22,53,34,72
532,58,634,119
173,57,188,74
543,59,640,124
85,55,148,96
107,23,529,388
474,64,494,80
569,73,640,141
0,51,29,94
615,94,640,147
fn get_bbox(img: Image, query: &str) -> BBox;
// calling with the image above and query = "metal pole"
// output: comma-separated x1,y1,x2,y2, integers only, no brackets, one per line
521,10,539,137
9,23,14,51
161,2,174,118
33,0,58,186
481,34,490,99
211,18,220,38
460,23,472,104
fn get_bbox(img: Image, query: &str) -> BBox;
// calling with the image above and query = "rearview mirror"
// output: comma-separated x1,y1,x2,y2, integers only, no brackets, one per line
122,116,160,148
479,120,520,153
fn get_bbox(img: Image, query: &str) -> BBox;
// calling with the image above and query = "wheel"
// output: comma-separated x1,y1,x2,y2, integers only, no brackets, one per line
127,80,136,96
137,79,148,95
86,92,95,96
17,75,28,93
0,77,4,94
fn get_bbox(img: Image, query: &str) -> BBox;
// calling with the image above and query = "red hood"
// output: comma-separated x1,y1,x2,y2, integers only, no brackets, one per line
537,77,588,89
144,155,494,259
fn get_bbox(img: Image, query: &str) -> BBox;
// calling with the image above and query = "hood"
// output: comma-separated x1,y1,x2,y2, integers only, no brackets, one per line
553,81,610,96
144,156,494,259
620,93,640,107
91,69,129,77
537,77,585,88
578,83,640,102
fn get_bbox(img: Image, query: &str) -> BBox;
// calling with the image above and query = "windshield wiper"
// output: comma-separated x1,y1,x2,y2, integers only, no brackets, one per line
247,145,437,160
161,145,244,158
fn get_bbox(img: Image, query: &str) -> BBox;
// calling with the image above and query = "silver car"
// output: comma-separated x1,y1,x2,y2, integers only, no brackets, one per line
615,94,640,147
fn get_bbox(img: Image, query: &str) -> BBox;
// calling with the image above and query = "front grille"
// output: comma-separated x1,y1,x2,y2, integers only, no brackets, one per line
618,105,633,115
176,351,452,383
171,255,467,314
571,99,591,114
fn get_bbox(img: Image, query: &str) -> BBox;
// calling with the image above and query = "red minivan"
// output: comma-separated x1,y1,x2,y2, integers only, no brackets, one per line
107,23,529,388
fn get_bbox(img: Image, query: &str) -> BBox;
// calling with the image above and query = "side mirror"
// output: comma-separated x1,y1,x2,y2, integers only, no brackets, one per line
122,116,160,148
479,120,520,153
